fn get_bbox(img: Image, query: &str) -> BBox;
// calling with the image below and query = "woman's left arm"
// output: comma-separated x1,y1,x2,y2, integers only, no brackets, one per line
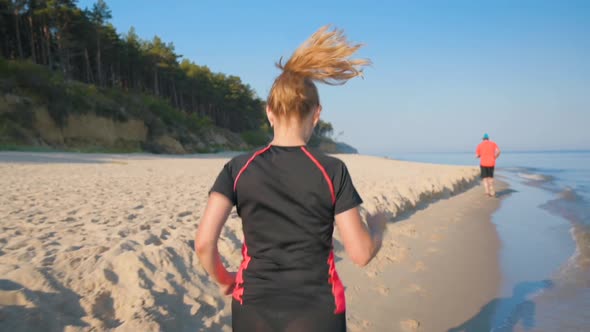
195,192,236,295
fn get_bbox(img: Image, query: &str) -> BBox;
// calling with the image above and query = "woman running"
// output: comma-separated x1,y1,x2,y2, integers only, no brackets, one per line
195,25,385,332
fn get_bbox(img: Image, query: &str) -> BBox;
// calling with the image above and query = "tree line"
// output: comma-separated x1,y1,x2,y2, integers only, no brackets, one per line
0,0,265,133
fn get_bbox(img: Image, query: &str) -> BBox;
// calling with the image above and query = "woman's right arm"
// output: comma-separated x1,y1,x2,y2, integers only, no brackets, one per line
335,207,386,267
195,192,236,295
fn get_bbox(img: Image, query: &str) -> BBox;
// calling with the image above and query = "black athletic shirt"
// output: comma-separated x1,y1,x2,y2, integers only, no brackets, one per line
210,144,363,314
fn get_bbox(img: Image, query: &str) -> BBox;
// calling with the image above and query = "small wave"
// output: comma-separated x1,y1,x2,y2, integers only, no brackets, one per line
541,188,590,225
516,172,555,183
540,188,590,285
502,166,556,185
557,187,582,202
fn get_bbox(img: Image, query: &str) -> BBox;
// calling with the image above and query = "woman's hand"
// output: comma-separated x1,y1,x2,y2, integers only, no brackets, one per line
219,271,237,296
335,207,389,267
366,210,388,251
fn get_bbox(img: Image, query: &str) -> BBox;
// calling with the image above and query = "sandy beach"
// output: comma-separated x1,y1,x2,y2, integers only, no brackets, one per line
0,152,504,331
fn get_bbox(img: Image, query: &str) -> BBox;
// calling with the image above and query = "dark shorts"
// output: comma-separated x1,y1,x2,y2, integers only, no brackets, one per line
480,166,495,178
232,299,346,332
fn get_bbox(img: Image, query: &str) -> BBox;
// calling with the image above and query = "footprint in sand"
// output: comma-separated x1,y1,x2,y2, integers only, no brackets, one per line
177,211,192,218
407,283,425,295
18,249,36,261
160,229,171,240
398,225,418,238
64,216,77,223
400,319,420,331
429,233,443,242
6,240,28,251
348,317,372,332
426,247,439,255
38,232,56,241
91,291,120,328
103,268,119,284
375,285,390,296
182,295,204,316
145,234,163,246
412,261,427,272
69,257,82,268
365,270,379,278
66,245,83,252
383,246,408,263
41,255,56,266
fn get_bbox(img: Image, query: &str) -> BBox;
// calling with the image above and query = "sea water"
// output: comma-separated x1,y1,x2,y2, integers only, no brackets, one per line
388,150,590,331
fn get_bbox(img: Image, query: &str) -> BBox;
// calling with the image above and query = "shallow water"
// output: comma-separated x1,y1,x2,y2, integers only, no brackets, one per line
388,150,590,331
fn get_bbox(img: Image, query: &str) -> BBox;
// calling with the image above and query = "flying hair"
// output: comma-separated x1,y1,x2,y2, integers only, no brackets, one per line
268,25,371,118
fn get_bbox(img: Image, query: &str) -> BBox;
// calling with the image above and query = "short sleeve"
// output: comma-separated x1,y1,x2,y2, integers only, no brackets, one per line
210,162,236,205
334,163,363,215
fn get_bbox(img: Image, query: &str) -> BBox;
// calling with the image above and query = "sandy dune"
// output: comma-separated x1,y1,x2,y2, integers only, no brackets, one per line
0,152,482,331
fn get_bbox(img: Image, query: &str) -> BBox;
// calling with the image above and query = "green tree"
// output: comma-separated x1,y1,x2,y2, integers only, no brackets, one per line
0,0,273,144
89,0,111,86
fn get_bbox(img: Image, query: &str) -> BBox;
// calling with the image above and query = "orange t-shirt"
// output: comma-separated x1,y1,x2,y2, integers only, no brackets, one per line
476,140,499,167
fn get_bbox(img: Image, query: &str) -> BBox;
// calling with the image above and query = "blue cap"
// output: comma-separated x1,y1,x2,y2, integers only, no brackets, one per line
483,133,489,139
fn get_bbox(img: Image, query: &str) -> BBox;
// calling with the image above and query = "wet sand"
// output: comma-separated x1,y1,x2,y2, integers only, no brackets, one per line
342,182,507,332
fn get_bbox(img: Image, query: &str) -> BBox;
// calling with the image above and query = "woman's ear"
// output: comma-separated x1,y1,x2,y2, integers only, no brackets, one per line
266,105,274,127
312,105,322,127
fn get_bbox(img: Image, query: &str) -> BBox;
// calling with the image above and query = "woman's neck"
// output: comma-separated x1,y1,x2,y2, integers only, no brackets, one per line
270,125,308,147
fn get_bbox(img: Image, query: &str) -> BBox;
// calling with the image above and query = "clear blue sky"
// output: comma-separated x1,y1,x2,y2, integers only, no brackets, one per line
79,0,590,154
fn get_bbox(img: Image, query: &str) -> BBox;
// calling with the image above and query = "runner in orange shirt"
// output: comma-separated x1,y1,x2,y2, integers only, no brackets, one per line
476,133,501,197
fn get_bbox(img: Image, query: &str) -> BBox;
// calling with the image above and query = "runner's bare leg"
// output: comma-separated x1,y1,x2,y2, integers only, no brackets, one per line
488,178,495,197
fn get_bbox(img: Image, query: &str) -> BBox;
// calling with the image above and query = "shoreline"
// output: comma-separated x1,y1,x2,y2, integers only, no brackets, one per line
490,169,588,331
339,181,507,332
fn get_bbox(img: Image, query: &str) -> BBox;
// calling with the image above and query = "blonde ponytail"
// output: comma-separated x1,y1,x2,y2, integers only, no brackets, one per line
268,25,370,118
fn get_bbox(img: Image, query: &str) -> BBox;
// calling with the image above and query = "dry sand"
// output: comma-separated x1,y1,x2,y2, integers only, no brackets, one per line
0,152,501,331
